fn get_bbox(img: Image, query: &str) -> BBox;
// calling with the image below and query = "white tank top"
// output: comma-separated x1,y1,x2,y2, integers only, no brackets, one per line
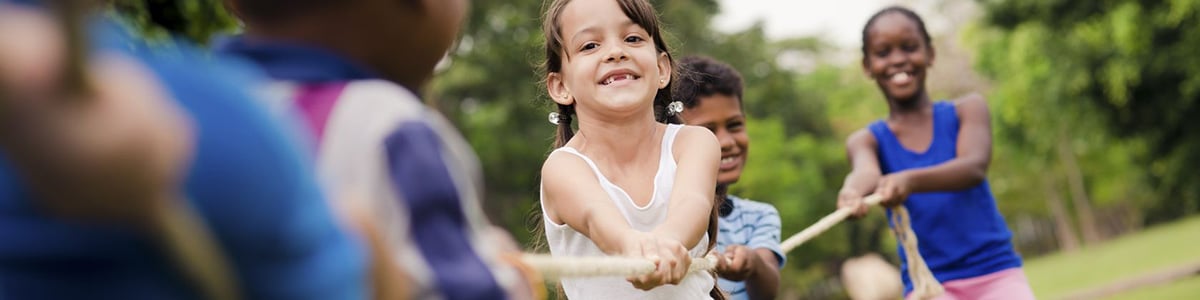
541,124,715,300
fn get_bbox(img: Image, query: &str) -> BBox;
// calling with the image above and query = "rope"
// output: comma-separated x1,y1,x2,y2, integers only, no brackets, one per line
519,253,719,280
890,205,943,299
781,194,884,253
516,193,943,299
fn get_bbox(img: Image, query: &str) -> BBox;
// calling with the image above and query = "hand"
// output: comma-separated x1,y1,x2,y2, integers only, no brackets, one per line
0,6,193,227
715,245,757,281
622,232,691,290
837,188,870,219
875,172,913,207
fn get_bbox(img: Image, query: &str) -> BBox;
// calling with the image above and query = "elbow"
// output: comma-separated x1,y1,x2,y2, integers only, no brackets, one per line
967,171,985,187
965,166,987,187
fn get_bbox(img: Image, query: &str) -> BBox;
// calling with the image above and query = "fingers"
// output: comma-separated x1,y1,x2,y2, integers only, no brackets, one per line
876,177,905,207
839,189,869,219
626,235,691,290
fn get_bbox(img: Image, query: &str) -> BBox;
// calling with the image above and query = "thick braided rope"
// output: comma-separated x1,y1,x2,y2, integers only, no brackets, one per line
889,205,943,299
519,253,719,280
518,193,943,299
779,194,941,299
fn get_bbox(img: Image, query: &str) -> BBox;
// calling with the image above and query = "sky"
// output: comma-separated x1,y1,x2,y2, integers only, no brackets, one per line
713,0,889,48
712,0,968,49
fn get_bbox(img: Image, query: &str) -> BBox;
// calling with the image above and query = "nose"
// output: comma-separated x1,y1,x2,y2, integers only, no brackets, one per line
604,44,628,62
887,49,907,66
716,129,735,153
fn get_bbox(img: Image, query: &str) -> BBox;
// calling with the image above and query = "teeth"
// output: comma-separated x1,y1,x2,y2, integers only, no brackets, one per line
721,157,735,164
892,72,910,82
602,74,634,85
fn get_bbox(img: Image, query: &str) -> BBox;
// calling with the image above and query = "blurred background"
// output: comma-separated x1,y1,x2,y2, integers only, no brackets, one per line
117,0,1200,298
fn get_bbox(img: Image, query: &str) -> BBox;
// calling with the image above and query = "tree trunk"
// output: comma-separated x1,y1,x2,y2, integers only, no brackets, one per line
1044,177,1080,252
1058,137,1101,244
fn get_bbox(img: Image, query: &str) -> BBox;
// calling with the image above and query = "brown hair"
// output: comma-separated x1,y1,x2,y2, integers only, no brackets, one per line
541,0,683,149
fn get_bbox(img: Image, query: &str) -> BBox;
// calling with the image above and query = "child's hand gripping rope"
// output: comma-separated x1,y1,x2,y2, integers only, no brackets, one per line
516,193,943,299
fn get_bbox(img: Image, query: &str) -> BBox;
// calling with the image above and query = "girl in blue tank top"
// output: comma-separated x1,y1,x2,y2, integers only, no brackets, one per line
836,6,1035,299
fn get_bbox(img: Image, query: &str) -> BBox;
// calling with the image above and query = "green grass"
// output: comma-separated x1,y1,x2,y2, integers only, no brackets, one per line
1022,216,1200,299
1104,275,1200,300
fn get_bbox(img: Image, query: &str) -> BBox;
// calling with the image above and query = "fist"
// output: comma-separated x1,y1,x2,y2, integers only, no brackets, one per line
715,244,756,281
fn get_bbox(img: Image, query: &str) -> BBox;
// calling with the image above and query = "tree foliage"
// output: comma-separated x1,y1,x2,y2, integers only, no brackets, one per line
975,0,1200,224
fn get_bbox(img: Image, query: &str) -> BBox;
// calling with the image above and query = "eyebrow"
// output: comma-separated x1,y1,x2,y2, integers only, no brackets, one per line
567,20,642,46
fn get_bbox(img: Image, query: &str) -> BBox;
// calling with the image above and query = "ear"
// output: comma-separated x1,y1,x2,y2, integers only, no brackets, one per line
547,72,574,106
926,45,936,68
861,54,873,78
656,52,672,89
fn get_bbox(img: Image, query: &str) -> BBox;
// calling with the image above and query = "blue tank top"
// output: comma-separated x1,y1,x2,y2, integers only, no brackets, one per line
868,101,1021,293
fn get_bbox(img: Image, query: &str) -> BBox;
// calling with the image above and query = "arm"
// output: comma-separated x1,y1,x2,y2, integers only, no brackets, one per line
876,95,992,205
656,125,720,248
746,248,782,300
838,128,882,217
542,151,688,289
541,152,641,255
716,203,784,300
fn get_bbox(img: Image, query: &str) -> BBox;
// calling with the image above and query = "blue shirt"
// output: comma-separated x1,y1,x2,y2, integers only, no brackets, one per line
868,101,1022,293
218,37,507,300
716,195,785,300
0,18,367,299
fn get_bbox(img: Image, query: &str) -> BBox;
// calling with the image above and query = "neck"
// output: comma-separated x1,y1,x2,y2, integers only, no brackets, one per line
574,108,661,163
886,90,932,123
244,11,426,90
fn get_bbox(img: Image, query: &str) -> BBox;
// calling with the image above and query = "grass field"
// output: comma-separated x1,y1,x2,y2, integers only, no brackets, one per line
1106,275,1200,300
1022,216,1200,299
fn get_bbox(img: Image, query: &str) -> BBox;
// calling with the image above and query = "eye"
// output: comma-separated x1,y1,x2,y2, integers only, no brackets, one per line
874,48,889,58
902,43,919,52
625,35,645,43
580,42,599,52
728,121,744,131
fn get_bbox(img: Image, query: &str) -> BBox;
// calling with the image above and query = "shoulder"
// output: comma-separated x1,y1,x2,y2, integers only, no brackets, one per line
845,127,877,149
674,124,719,145
951,93,990,119
540,149,596,190
671,124,719,157
730,196,780,216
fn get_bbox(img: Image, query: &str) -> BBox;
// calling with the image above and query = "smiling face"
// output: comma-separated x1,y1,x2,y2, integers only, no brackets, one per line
545,0,671,118
862,11,934,104
680,94,749,185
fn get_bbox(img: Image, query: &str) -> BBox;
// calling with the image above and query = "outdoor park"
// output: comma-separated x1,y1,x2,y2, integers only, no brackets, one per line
95,0,1200,298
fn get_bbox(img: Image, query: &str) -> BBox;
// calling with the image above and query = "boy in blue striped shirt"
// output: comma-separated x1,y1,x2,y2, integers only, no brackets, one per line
676,56,784,300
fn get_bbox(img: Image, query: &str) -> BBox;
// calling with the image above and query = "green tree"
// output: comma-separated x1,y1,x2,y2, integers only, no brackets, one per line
977,0,1200,225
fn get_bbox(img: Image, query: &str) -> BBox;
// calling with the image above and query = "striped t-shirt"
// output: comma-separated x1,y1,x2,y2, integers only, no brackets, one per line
716,195,786,300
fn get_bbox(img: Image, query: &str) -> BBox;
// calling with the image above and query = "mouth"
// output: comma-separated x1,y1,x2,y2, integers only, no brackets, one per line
888,71,914,85
599,70,641,86
719,155,742,171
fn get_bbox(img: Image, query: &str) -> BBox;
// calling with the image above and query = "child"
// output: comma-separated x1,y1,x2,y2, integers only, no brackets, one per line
537,0,721,298
837,6,1035,299
0,3,366,299
218,0,530,298
675,55,784,300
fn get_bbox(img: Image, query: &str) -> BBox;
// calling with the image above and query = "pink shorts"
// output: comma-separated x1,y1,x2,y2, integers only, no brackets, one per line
907,268,1036,300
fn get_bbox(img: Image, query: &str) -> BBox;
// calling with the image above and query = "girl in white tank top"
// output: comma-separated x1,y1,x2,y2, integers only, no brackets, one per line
542,124,715,299
536,0,725,298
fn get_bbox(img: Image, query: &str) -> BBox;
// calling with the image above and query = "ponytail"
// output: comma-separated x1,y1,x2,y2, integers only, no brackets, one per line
552,103,575,148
